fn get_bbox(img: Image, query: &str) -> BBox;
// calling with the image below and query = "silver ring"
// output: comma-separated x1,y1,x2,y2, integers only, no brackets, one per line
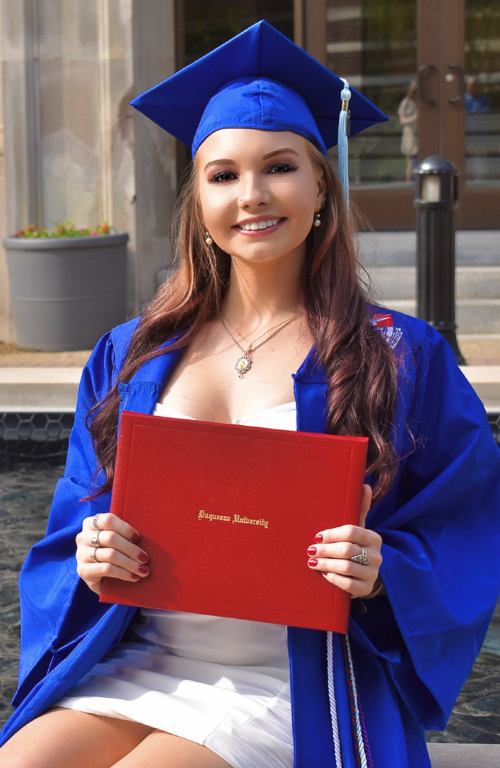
92,513,102,531
90,548,101,564
350,546,370,566
90,530,102,548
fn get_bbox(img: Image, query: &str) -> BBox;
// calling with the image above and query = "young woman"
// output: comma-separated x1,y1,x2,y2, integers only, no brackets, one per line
1,22,499,768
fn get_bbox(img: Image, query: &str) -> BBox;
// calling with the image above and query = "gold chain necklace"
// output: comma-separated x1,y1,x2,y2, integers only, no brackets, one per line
220,314,300,378
221,311,298,348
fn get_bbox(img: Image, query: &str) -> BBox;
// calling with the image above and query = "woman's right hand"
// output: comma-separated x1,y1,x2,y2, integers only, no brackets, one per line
76,513,150,595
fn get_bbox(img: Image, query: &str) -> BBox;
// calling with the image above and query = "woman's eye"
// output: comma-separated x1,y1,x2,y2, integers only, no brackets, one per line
210,171,236,183
268,163,297,174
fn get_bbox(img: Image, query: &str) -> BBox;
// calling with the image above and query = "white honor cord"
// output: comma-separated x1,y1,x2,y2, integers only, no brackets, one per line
326,631,343,766
343,632,368,768
338,79,351,213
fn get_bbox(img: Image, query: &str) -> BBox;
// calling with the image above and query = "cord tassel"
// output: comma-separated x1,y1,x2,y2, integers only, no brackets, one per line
327,631,343,766
341,632,374,768
338,79,351,213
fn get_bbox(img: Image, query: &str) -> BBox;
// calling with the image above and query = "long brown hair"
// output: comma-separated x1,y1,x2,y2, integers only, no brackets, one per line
87,140,399,501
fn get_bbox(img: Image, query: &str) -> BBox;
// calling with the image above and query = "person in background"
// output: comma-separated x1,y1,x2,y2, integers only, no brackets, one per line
465,75,491,114
398,79,418,181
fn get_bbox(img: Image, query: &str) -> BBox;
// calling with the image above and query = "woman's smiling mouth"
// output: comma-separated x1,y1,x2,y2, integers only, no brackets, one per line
234,217,285,235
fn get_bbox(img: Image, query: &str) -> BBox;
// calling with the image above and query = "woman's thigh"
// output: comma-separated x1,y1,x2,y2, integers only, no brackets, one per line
0,707,154,768
112,730,233,768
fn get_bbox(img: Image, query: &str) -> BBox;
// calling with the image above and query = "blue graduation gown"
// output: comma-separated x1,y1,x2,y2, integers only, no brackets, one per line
2,308,500,768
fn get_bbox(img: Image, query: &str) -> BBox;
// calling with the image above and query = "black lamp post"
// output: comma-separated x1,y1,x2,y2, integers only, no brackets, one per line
413,155,465,365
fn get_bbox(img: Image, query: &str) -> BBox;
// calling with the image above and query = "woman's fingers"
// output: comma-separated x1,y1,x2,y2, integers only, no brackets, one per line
307,551,381,597
308,555,381,578
76,512,150,595
81,527,149,565
78,513,147,563
84,512,140,543
307,491,382,597
313,523,381,549
79,547,149,579
307,538,381,563
318,570,373,598
76,546,149,596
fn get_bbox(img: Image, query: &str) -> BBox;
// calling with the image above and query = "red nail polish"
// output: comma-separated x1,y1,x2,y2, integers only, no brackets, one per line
131,573,141,581
314,533,323,543
138,565,149,575
138,552,148,563
308,558,318,567
307,546,317,556
132,532,140,543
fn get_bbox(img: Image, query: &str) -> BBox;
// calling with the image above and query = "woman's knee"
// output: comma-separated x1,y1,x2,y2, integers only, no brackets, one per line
0,708,153,768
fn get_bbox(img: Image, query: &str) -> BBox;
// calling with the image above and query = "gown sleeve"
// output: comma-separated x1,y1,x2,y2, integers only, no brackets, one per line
12,331,120,707
350,323,500,730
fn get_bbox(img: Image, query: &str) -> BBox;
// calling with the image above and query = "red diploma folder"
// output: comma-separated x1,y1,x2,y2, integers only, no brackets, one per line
100,411,368,632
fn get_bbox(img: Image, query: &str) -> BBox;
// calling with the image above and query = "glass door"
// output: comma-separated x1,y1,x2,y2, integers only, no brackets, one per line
324,0,419,229
418,0,500,227
461,0,500,226
318,0,500,229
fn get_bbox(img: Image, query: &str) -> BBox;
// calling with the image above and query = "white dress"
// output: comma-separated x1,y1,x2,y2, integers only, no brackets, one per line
56,401,298,768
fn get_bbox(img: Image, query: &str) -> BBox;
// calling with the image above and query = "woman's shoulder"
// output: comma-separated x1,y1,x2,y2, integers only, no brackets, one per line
108,315,142,369
78,317,141,400
368,304,430,353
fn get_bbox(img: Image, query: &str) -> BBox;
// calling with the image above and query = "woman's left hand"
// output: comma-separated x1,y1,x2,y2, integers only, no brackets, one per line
306,484,383,598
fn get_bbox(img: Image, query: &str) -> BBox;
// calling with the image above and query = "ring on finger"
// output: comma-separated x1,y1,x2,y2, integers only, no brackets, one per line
90,530,102,548
90,548,101,564
350,546,370,566
92,513,102,531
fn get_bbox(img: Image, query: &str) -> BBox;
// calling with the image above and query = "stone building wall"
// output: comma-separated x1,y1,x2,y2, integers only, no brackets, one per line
0,11,13,343
0,0,177,345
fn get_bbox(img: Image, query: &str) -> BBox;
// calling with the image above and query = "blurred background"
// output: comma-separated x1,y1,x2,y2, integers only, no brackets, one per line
0,0,499,343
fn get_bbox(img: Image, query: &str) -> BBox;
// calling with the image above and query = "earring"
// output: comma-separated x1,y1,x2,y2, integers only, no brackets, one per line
205,231,213,245
314,211,321,228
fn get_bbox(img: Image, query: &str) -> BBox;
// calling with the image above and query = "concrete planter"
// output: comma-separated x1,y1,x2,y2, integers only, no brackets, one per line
4,233,128,351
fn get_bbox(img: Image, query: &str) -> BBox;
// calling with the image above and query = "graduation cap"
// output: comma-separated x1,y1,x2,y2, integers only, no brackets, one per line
131,20,388,203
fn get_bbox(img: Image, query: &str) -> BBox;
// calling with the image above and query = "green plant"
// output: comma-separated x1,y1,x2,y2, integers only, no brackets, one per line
14,221,112,238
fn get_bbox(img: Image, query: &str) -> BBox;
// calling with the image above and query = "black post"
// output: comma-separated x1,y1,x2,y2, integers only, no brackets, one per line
413,156,465,365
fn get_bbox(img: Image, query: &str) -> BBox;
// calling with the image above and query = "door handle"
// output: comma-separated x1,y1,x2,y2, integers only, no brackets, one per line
418,64,436,106
447,63,465,103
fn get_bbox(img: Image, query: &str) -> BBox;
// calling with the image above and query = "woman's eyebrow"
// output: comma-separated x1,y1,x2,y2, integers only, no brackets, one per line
204,159,236,171
204,147,299,171
262,148,299,159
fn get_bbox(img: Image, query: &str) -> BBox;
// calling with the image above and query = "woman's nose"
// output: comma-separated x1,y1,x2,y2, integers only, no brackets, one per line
238,173,271,208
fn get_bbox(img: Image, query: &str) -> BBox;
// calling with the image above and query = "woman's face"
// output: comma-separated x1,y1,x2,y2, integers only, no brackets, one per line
196,129,325,268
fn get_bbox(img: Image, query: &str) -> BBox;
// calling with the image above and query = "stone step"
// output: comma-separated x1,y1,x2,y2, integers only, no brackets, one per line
0,368,81,411
0,365,499,411
359,230,500,267
368,264,500,333
428,743,500,768
367,265,500,301
384,299,500,334
359,231,500,333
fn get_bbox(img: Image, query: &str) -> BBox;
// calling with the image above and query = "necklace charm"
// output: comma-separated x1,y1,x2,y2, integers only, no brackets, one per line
221,312,300,380
235,353,252,378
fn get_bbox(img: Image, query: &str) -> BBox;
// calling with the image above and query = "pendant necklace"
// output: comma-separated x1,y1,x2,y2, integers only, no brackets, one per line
220,313,300,378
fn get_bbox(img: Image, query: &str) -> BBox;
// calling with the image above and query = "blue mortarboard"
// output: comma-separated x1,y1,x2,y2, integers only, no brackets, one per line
131,21,388,201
